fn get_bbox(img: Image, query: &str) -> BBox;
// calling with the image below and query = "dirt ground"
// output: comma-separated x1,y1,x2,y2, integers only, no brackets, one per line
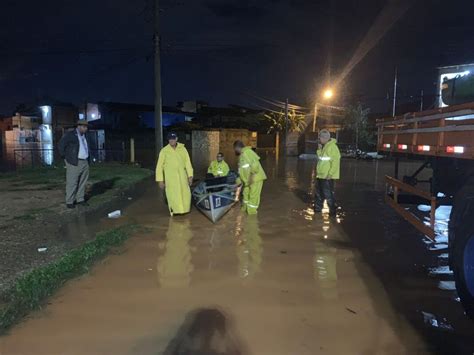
0,164,152,294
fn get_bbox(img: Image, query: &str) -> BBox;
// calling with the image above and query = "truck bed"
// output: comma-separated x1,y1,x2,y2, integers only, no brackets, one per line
377,102,474,159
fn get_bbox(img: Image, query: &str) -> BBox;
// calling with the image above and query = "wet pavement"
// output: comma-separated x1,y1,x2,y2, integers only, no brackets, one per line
1,157,474,354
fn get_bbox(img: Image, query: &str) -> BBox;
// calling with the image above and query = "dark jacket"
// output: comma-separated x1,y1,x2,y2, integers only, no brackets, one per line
58,129,89,166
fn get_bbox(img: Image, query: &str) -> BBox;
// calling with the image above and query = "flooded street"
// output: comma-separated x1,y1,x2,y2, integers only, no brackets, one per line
1,157,474,354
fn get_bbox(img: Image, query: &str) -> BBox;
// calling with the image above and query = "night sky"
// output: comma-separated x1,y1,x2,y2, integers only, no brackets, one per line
1,0,474,115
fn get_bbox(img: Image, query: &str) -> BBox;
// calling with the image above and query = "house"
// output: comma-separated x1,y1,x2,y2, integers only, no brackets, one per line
189,104,264,130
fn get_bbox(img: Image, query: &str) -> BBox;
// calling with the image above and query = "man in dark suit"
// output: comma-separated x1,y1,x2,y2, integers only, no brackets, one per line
58,120,90,208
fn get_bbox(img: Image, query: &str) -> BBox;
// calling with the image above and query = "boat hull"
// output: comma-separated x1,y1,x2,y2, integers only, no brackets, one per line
192,174,241,223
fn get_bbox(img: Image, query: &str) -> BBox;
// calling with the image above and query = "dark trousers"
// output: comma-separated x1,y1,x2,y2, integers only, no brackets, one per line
314,179,336,213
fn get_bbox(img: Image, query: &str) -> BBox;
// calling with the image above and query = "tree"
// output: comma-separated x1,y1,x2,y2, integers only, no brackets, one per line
264,109,307,133
344,104,375,152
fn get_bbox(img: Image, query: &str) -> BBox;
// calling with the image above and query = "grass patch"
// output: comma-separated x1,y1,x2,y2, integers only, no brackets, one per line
1,163,152,194
0,224,137,334
86,164,153,206
2,163,152,183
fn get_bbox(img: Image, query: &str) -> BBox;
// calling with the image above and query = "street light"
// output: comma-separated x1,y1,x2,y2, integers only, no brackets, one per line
313,88,335,132
323,88,334,100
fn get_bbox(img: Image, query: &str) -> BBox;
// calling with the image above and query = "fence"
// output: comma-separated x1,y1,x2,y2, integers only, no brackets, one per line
11,148,126,169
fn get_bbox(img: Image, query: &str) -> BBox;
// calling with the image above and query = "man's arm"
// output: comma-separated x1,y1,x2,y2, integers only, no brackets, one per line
184,149,194,185
155,150,165,182
327,145,341,179
207,161,214,174
222,161,230,176
58,132,69,158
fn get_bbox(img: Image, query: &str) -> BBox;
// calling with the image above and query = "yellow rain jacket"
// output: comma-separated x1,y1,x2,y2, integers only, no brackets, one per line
316,138,341,179
238,147,266,214
237,147,267,186
156,143,194,215
207,160,230,177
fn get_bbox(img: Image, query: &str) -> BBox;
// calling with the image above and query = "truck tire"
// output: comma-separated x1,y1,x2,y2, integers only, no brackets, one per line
450,176,474,319
453,224,474,319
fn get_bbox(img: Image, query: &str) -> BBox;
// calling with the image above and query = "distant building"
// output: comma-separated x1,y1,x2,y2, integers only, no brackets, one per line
83,102,194,130
0,117,13,146
190,104,263,129
177,100,209,113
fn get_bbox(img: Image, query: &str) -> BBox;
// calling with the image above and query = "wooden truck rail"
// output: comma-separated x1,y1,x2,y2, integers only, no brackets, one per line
377,102,474,239
377,102,474,159
385,176,436,240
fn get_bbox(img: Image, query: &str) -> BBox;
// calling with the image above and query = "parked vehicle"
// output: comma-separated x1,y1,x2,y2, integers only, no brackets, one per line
377,101,474,318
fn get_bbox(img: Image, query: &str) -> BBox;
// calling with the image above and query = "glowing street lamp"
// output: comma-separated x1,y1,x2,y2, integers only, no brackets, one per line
323,88,334,100
313,88,335,132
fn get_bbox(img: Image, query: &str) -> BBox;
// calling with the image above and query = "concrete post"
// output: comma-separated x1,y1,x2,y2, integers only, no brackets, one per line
130,138,135,163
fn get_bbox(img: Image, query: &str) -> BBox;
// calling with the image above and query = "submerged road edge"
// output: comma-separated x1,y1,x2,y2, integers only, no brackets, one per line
0,224,140,334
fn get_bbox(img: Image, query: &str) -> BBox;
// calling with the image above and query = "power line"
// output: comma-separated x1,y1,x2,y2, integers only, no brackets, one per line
0,46,152,57
244,92,309,112
246,92,309,110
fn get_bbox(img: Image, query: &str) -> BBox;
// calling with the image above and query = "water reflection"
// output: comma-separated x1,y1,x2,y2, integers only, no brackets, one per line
314,240,338,300
163,308,248,355
157,218,194,288
59,212,90,244
236,215,262,279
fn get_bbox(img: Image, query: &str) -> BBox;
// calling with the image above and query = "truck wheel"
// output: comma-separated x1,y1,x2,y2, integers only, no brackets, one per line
453,224,474,319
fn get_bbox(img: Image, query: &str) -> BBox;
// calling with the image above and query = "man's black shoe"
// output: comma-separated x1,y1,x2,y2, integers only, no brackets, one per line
77,201,89,207
67,204,76,209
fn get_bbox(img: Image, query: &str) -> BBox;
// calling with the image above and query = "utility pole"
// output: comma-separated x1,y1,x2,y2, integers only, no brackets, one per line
154,0,163,155
420,89,424,111
284,98,289,155
392,67,398,117
312,103,318,132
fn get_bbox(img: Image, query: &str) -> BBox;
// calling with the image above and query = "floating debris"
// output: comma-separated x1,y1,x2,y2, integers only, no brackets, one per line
346,307,357,314
108,210,121,219
421,311,454,331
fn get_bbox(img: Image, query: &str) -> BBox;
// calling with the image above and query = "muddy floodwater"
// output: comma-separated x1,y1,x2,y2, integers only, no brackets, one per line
1,157,474,355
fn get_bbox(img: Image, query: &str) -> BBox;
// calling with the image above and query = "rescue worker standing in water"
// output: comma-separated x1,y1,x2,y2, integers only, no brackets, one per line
156,132,194,216
233,140,267,215
207,152,230,177
314,129,341,216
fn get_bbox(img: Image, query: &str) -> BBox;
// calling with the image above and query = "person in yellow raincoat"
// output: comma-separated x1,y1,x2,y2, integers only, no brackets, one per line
314,129,340,216
207,152,230,177
156,132,194,215
233,140,267,214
